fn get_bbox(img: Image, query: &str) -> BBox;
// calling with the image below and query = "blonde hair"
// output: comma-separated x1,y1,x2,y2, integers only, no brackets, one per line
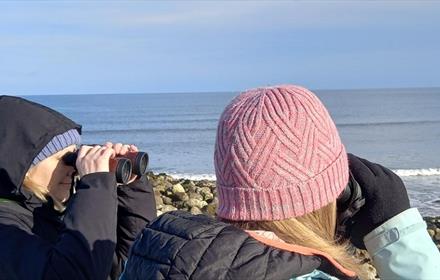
22,174,66,212
22,174,49,202
223,202,369,280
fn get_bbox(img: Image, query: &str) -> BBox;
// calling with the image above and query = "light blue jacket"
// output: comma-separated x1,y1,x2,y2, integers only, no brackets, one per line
293,208,440,280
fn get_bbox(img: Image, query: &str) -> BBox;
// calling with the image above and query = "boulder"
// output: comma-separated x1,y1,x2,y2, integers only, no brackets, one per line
186,198,208,209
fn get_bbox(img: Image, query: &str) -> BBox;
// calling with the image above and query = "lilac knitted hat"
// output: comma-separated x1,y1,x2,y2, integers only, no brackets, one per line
32,129,81,166
215,85,348,221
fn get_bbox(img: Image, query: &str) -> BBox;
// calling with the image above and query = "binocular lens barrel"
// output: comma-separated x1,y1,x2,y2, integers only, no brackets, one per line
62,148,149,184
111,158,132,184
132,152,149,176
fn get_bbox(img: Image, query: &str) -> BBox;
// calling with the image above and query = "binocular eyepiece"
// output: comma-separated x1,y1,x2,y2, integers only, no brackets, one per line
62,147,149,184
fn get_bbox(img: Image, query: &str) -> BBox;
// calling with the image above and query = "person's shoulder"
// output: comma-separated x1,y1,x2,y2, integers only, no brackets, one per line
0,198,33,230
122,211,327,280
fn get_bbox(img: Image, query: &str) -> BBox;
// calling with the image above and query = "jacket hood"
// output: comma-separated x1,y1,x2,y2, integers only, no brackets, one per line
0,95,81,199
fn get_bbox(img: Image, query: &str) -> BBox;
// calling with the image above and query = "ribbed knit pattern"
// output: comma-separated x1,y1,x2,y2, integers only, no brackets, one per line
215,85,349,221
32,129,81,165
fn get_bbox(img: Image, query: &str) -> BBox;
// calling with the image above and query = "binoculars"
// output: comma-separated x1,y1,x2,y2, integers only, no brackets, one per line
336,172,365,238
62,146,149,184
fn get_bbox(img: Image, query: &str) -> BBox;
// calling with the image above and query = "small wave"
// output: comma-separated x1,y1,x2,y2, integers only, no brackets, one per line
392,168,440,177
337,120,440,128
167,173,217,181
153,169,440,181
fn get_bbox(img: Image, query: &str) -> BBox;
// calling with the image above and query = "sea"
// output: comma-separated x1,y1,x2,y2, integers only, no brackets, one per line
24,88,440,216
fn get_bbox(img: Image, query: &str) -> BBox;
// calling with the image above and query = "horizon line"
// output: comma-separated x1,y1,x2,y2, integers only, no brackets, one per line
3,86,440,97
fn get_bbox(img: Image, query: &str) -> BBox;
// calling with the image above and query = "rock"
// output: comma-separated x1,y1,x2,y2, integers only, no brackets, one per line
186,198,208,209
174,192,189,202
203,203,217,216
435,229,440,241
428,229,435,238
161,205,178,213
174,201,188,211
162,196,173,205
153,183,167,194
156,210,163,216
189,192,204,201
182,180,197,193
190,207,203,215
154,195,164,210
196,180,214,189
172,183,185,194
171,183,189,201
199,187,214,202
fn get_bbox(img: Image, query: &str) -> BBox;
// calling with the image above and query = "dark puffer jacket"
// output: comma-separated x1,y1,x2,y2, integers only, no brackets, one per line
121,211,358,280
0,96,157,280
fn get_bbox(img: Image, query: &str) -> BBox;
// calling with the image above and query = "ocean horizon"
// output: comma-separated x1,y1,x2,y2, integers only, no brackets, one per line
20,87,440,216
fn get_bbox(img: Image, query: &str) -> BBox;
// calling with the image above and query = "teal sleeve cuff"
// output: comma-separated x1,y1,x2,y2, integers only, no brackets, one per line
364,208,440,279
363,208,426,256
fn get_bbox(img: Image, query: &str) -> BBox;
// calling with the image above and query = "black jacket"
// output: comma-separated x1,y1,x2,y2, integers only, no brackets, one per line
0,96,157,280
122,211,358,280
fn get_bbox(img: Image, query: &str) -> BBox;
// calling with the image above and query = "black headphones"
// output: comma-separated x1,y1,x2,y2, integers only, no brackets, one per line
336,172,365,239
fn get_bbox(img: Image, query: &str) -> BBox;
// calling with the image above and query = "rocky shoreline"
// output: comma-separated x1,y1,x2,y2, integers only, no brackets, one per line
148,171,440,248
148,171,439,279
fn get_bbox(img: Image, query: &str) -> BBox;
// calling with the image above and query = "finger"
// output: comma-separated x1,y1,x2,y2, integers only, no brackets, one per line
88,145,103,159
113,143,123,155
101,145,116,158
77,145,93,160
129,145,138,152
104,142,113,148
120,144,130,155
100,147,115,160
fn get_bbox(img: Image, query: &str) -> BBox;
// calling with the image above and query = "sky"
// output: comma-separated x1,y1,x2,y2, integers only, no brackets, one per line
0,1,439,95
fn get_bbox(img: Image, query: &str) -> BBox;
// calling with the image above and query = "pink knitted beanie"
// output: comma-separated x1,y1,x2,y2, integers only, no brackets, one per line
215,85,349,221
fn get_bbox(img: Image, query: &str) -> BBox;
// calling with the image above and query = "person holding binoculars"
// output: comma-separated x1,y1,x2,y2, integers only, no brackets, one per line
0,96,157,280
121,85,440,280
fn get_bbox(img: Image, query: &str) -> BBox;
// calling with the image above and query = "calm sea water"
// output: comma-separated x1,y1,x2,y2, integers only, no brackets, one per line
25,88,440,216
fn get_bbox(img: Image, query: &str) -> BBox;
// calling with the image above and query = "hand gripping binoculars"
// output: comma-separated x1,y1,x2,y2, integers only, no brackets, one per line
62,146,149,184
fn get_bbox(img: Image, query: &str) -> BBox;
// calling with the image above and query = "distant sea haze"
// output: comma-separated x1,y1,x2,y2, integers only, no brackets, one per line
26,88,440,216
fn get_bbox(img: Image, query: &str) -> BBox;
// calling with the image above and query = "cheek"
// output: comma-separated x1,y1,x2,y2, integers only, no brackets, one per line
39,162,66,188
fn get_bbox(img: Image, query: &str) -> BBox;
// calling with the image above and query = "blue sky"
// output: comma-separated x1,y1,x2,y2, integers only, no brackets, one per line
1,1,439,95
